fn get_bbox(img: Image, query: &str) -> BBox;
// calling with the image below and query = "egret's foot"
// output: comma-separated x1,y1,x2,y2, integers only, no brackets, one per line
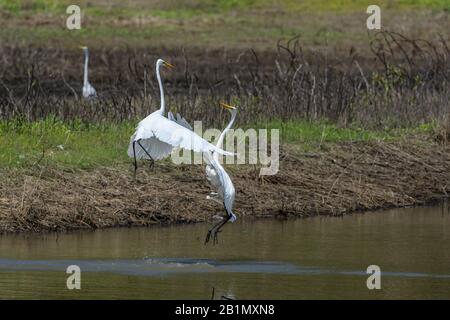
204,225,219,245
213,228,223,245
204,215,230,246
204,228,221,245
205,230,217,245
204,229,213,245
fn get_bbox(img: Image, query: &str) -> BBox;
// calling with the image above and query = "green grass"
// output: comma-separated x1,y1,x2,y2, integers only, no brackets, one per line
1,0,448,15
0,117,134,169
255,119,435,145
0,116,435,169
0,0,447,51
283,0,450,11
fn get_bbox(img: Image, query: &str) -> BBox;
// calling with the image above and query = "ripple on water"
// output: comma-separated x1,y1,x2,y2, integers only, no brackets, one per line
1,258,449,279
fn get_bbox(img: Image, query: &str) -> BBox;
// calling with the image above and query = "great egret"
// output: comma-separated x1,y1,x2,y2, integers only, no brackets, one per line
127,59,233,175
204,102,238,245
80,46,97,99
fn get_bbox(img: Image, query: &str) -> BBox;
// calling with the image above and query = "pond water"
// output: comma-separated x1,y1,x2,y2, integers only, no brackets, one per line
0,206,449,299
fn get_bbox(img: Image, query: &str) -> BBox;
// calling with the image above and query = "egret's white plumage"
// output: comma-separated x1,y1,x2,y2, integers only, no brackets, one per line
205,152,237,222
81,46,97,100
205,104,237,210
128,59,233,170
204,103,238,245
205,108,237,188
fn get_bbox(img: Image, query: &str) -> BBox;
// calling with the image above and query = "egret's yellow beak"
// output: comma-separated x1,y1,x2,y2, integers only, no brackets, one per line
220,102,236,110
163,61,175,69
79,46,87,50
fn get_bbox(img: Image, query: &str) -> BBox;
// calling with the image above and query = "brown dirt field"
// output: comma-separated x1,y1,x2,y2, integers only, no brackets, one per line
1,135,450,234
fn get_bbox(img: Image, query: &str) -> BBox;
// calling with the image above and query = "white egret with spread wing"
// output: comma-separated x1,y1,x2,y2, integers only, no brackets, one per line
127,59,233,175
204,102,238,245
80,46,97,99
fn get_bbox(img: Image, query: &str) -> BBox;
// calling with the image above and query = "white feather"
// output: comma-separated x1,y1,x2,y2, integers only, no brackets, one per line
83,81,97,99
128,59,233,162
205,107,238,222
128,111,233,160
81,47,97,100
205,151,236,221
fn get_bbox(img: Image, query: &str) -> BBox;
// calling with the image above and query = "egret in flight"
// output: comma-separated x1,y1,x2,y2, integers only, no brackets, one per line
80,46,97,99
204,102,238,245
127,59,233,175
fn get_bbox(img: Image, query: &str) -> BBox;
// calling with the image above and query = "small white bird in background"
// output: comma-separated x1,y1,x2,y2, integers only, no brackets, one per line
127,59,234,176
204,102,238,245
80,46,97,100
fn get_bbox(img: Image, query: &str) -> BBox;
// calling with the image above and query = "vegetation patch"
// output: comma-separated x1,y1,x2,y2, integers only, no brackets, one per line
1,135,449,233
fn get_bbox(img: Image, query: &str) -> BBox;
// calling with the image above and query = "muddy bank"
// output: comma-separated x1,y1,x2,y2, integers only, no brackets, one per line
1,136,450,233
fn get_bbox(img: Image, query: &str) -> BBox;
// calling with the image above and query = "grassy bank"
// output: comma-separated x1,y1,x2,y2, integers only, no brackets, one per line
1,131,449,234
0,116,435,169
1,115,447,234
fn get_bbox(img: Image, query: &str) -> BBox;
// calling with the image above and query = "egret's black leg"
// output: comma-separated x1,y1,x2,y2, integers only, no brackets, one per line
137,139,154,169
212,215,231,245
205,212,225,245
204,211,231,245
132,141,137,178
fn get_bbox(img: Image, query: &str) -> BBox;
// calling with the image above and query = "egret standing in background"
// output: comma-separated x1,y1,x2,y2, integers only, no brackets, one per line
127,59,233,176
80,46,97,99
204,103,238,245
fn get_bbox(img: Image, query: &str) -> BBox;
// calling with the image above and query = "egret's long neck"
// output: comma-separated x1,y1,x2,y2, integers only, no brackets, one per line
214,110,237,161
83,50,89,86
156,63,165,114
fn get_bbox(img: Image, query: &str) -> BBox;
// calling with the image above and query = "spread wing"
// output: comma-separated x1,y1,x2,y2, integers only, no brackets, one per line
127,132,174,160
128,113,234,160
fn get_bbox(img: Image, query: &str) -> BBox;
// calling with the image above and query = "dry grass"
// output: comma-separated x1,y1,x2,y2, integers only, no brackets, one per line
0,31,449,130
1,134,450,233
